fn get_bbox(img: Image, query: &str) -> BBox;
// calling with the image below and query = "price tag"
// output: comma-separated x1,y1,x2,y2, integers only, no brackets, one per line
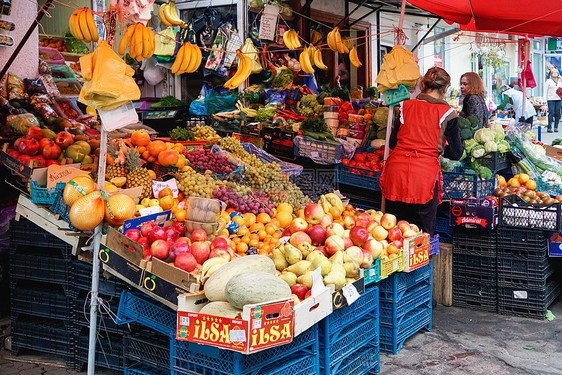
311,266,324,297
258,4,279,40
139,206,161,216
279,236,290,244
229,329,246,343
369,268,375,277
178,201,185,209
342,283,361,305
252,319,262,329
514,291,528,299
99,101,138,131
152,179,179,198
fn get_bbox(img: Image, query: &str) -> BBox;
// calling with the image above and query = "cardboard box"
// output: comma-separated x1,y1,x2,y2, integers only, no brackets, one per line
545,145,562,160
331,274,365,310
293,284,334,336
402,233,430,272
450,198,498,229
176,298,294,353
141,257,200,306
1,149,34,179
99,226,145,287
548,232,562,257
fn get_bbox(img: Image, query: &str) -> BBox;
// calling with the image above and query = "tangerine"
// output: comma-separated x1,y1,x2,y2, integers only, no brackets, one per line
275,211,292,228
257,213,272,224
243,213,257,227
174,209,186,222
249,233,260,241
277,202,293,214
237,227,250,236
250,222,265,232
249,239,259,247
232,215,246,227
265,223,277,235
241,234,250,243
258,230,267,240
110,177,126,187
526,179,537,190
329,206,342,219
147,170,156,179
158,187,173,198
236,242,248,253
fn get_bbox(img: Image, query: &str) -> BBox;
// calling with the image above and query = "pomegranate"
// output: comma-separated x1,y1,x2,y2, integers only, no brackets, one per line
39,138,52,152
46,160,60,166
26,126,44,141
55,131,73,148
42,141,62,160
8,150,20,158
18,137,39,155
30,155,46,168
17,154,31,165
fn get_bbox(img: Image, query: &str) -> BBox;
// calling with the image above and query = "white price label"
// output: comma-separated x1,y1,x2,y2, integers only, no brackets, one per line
229,329,247,343
514,291,528,299
252,319,262,329
393,260,399,270
139,206,161,216
178,201,185,209
311,266,325,297
369,268,375,277
342,283,361,305
152,179,179,198
279,236,290,244
180,316,189,325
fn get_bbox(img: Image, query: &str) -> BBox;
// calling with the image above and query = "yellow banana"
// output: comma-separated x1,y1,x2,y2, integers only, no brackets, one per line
224,51,251,89
327,29,338,52
333,27,346,54
314,49,328,70
283,29,295,50
159,4,173,27
169,1,187,28
201,257,228,279
178,43,191,74
223,52,246,88
318,195,333,213
325,193,344,212
129,23,142,59
349,47,362,68
310,29,322,45
69,10,83,41
141,25,152,58
289,29,301,49
84,8,98,42
299,47,315,74
79,9,92,43
308,45,316,63
186,43,202,73
163,1,184,27
117,24,135,55
172,44,186,74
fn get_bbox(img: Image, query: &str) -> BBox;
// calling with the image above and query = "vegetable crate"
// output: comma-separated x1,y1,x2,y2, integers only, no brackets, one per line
124,331,171,373
10,251,72,294
10,217,73,260
474,151,510,171
125,364,170,375
240,123,261,137
72,330,124,371
11,283,72,322
499,195,562,231
29,180,66,205
498,277,562,320
496,228,548,260
294,136,346,164
452,253,497,284
49,187,77,232
436,216,452,243
319,287,379,375
71,259,126,298
171,324,320,375
262,126,297,160
335,164,381,191
116,290,177,339
452,227,497,257
379,251,404,280
379,281,432,326
429,234,440,256
442,167,495,199
452,280,497,313
497,257,554,290
537,176,562,197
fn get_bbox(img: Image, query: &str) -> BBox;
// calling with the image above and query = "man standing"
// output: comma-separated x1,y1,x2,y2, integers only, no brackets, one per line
497,84,537,125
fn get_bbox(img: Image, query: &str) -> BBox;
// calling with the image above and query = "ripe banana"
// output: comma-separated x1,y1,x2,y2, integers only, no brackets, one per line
283,29,295,50
159,4,173,27
283,29,301,50
185,43,202,73
78,9,92,43
201,257,228,280
290,29,301,49
169,1,187,28
310,29,322,46
178,43,192,74
299,46,315,74
324,193,344,212
84,8,99,42
69,9,84,41
162,1,186,27
313,49,328,70
349,46,362,68
141,24,153,58
172,43,187,74
327,29,338,52
117,24,135,55
318,195,333,214
224,51,252,89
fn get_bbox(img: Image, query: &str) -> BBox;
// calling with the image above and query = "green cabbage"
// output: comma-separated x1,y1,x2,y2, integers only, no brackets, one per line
477,166,493,180
484,141,498,153
474,128,496,145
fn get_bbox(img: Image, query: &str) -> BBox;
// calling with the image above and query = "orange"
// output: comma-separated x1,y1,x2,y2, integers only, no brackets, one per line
329,206,342,219
232,237,241,245
276,211,292,228
258,247,269,255
264,235,272,243
265,223,276,235
258,230,267,240
518,173,530,184
250,222,265,232
277,202,293,215
526,179,537,190
508,178,520,187
232,215,245,227
249,233,260,241
241,234,250,244
236,242,248,253
270,238,280,248
272,232,281,239
270,218,280,228
174,209,186,222
110,177,126,187
261,244,271,254
257,213,272,224
142,150,150,159
147,170,156,179
159,195,174,210
249,239,259,247
137,146,147,154
159,187,173,198
221,228,229,237
237,227,250,236
346,204,354,211
226,208,235,214
243,213,256,227
497,175,507,187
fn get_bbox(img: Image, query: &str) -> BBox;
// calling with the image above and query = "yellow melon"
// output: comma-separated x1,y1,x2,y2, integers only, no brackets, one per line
105,193,136,226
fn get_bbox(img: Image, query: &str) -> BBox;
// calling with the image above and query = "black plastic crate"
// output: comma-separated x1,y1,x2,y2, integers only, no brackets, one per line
474,151,510,171
442,167,495,199
452,227,497,256
499,195,562,231
9,218,73,259
261,126,297,160
453,253,497,284
73,330,125,372
72,260,125,298
240,124,261,137
184,115,211,129
124,331,171,371
10,252,72,293
11,282,72,322
497,257,553,290
497,228,548,259
452,280,497,313
498,277,562,319
72,294,126,335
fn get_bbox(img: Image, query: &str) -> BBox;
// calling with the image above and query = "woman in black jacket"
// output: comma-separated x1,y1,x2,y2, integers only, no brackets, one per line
460,72,488,129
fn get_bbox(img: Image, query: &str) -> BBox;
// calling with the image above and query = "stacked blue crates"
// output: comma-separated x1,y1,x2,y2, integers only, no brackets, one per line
319,286,380,375
9,218,74,368
378,261,433,354
124,329,171,375
452,227,498,313
496,229,562,319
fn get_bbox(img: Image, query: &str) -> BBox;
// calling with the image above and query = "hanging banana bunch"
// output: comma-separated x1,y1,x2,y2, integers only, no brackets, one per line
224,51,252,89
282,29,301,50
307,46,328,70
117,23,156,62
69,7,99,43
349,47,362,68
327,27,349,54
299,46,315,74
171,42,203,75
310,29,323,46
159,0,187,28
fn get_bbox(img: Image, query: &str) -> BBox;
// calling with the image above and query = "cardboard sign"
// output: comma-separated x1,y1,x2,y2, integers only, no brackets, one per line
99,226,145,287
46,164,87,189
177,299,294,353
31,163,80,188
0,151,33,179
152,178,179,198
403,233,430,272
331,276,365,310
258,4,279,41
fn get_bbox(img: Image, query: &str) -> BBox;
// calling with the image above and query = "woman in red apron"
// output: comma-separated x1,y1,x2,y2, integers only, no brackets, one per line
380,67,463,235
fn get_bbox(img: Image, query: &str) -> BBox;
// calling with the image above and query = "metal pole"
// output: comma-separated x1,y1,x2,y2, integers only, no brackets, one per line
521,36,529,123
0,0,54,81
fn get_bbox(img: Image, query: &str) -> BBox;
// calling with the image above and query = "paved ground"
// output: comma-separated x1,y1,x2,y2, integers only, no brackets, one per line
1,300,561,374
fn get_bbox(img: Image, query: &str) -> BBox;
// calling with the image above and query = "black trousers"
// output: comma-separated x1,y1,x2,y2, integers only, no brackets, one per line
384,182,438,236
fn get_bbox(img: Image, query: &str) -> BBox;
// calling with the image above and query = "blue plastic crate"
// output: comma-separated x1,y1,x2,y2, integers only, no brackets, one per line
378,261,433,301
364,258,381,285
379,282,432,326
442,167,495,199
537,175,562,197
329,342,380,375
9,218,73,259
435,216,452,244
116,291,176,338
10,253,72,293
30,180,66,205
124,333,171,371
49,187,78,231
430,234,440,256
335,164,381,191
349,200,377,211
379,304,432,354
294,136,347,164
11,285,72,322
126,364,170,375
171,324,318,375
323,286,379,335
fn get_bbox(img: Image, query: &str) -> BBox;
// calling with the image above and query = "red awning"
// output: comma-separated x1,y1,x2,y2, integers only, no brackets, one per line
408,0,562,37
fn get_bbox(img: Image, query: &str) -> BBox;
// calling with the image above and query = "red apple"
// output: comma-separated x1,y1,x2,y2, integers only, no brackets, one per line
175,253,198,272
142,248,151,260
307,224,327,246
150,239,170,260
343,215,356,229
305,290,312,299
140,221,157,238
211,236,229,250
325,235,345,255
381,213,397,230
124,228,141,242
343,237,353,249
136,236,149,251
387,227,403,242
147,226,167,244
289,218,308,233
281,227,292,238
363,239,383,259
409,223,420,233
191,228,207,242
173,221,186,236
165,226,178,241
290,231,312,247
170,241,191,257
360,248,374,268
370,212,382,223
174,236,190,244
326,223,345,237
319,214,332,228
303,204,324,225
291,283,308,300
349,226,369,246
315,245,328,257
358,212,370,222
191,241,211,264
371,225,388,241
397,220,410,233
392,240,403,249
366,220,379,234
356,217,369,228
209,249,231,261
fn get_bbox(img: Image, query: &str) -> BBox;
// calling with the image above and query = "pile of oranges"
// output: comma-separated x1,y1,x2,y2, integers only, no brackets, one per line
501,173,537,190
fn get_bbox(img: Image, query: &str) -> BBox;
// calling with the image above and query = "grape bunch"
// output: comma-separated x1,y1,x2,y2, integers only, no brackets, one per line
185,149,234,175
192,125,219,140
175,170,220,198
213,186,275,215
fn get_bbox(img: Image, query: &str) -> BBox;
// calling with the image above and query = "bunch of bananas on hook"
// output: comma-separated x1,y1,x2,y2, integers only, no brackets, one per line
159,0,187,28
282,29,301,50
117,23,155,62
349,47,362,68
223,51,252,89
327,27,349,54
171,42,203,75
69,7,99,43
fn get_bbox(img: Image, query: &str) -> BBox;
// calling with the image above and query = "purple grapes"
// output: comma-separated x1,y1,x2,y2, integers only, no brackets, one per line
212,186,271,215
185,149,233,174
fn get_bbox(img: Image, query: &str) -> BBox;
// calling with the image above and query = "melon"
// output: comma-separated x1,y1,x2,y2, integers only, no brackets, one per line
225,271,292,309
63,176,96,206
199,301,242,318
69,191,105,231
105,193,136,226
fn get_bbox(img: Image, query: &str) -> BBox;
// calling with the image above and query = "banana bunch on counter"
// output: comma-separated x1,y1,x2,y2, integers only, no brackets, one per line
201,258,228,283
318,193,344,214
69,7,99,43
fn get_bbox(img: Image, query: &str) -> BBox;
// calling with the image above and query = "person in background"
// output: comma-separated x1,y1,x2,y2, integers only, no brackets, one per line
460,72,488,128
544,66,562,133
497,84,537,125
379,67,463,235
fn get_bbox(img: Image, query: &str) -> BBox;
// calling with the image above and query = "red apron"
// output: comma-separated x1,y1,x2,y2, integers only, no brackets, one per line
380,99,452,204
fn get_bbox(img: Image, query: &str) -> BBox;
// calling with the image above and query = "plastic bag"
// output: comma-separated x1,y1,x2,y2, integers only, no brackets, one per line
38,60,51,75
7,73,28,101
241,38,262,74
143,58,166,86
205,93,237,115
24,78,46,95
39,75,59,97
154,27,177,56
265,89,286,105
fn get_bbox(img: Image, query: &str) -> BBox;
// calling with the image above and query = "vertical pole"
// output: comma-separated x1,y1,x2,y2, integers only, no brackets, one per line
521,36,529,123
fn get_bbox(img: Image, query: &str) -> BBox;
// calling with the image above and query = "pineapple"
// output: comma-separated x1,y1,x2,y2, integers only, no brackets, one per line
106,139,128,179
126,148,152,199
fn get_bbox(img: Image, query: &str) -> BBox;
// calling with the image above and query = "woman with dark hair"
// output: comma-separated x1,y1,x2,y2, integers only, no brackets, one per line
460,72,488,129
380,67,463,235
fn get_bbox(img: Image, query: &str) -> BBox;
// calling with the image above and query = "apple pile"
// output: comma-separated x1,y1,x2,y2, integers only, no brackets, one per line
123,221,235,274
272,203,421,301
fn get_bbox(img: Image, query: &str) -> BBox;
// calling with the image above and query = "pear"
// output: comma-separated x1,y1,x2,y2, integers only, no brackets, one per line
310,257,332,277
343,260,360,278
279,271,297,287
329,251,344,265
306,250,326,263
286,260,312,276
297,271,314,289
297,242,314,258
284,243,303,265
330,263,346,278
272,248,289,271
324,270,346,290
